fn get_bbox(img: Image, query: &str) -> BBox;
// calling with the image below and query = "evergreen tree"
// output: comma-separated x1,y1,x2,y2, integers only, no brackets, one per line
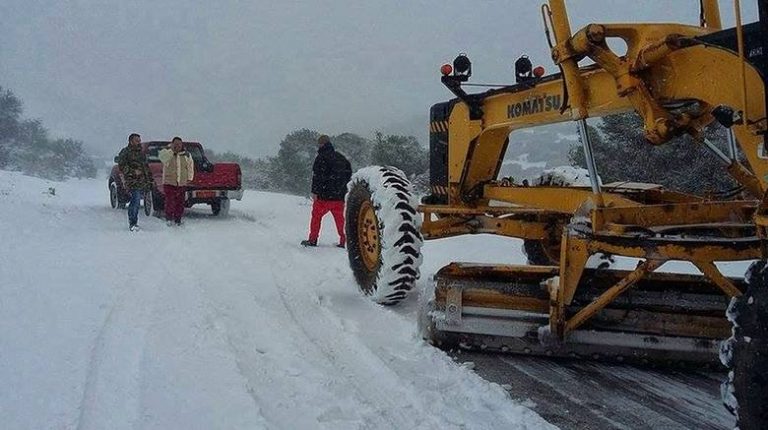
273,129,319,195
207,129,429,196
331,132,370,171
0,87,23,168
569,113,739,195
0,85,95,179
208,150,278,190
370,131,428,178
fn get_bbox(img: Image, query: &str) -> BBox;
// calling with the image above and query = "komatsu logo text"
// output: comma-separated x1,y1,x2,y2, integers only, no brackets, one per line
507,94,562,118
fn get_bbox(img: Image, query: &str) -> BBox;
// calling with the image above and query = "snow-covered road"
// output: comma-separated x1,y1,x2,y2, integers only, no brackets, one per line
0,171,554,430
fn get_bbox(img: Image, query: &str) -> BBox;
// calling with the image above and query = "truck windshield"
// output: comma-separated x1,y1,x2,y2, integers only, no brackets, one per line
185,145,205,163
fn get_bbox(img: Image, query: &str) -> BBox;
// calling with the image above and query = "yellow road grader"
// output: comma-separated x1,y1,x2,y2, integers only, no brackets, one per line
344,0,767,426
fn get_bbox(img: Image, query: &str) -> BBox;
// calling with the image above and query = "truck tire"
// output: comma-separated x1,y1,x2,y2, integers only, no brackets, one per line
721,260,768,429
110,181,125,209
345,166,423,305
152,189,165,212
143,189,153,216
211,199,230,217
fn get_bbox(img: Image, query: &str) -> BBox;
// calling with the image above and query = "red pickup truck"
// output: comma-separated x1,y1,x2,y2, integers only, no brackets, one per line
109,141,243,216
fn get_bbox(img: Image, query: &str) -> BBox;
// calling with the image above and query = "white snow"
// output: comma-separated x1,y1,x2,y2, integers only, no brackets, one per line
501,153,547,170
721,370,739,416
0,170,555,430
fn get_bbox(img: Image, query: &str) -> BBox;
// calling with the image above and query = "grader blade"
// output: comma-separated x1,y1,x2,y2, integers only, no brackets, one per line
421,263,743,367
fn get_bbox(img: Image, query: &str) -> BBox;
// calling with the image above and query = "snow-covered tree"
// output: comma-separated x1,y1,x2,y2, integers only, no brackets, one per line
569,113,739,195
0,85,95,180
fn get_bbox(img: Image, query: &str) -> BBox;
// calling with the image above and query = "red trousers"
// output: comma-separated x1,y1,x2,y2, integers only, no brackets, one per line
164,185,186,222
308,199,345,245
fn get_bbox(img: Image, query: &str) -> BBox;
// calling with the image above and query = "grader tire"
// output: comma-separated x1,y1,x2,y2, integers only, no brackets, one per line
721,260,768,429
522,166,589,266
345,166,423,305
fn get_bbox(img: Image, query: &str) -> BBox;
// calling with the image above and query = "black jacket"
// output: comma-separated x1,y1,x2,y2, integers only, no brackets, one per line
311,143,352,201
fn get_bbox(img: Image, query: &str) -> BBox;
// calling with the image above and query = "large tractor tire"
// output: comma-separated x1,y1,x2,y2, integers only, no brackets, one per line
721,260,768,429
521,166,592,266
345,166,423,305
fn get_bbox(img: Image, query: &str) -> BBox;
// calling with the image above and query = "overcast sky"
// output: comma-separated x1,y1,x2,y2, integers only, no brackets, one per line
0,1,758,158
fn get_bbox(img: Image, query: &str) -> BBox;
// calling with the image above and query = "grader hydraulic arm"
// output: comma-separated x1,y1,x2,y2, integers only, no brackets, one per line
434,8,766,207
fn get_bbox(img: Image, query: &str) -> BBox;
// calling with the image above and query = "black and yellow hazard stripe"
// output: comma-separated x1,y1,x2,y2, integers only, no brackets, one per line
430,120,449,133
430,185,449,195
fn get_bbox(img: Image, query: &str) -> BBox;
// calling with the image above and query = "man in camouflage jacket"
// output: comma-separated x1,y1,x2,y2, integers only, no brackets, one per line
117,133,153,231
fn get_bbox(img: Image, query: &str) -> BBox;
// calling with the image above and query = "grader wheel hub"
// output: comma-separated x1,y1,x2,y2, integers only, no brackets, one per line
357,200,381,271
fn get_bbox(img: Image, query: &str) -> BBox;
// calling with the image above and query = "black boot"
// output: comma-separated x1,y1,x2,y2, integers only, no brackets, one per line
301,240,317,247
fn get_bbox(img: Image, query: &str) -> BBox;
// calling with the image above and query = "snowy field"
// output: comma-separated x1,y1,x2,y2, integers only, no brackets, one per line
0,171,557,430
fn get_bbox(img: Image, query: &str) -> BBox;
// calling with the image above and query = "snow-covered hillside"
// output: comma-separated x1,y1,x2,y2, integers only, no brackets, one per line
0,171,555,430
497,123,580,181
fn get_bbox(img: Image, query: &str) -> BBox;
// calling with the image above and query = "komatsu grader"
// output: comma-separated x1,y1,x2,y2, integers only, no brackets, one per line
344,0,767,426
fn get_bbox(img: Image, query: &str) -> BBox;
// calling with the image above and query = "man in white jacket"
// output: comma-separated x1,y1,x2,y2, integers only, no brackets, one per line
158,137,194,226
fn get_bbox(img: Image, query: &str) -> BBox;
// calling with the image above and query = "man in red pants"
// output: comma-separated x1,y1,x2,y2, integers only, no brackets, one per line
301,135,352,248
159,137,194,226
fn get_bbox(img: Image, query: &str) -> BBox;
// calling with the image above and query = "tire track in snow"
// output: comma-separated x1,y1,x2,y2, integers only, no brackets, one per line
235,200,552,429
75,277,126,430
168,216,354,429
184,211,413,428
180,223,276,428
76,201,549,430
75,239,171,430
266,250,456,430
135,219,273,429
214,320,275,429
268,267,412,429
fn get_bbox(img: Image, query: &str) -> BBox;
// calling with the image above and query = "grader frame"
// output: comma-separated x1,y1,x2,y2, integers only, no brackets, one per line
418,0,767,360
